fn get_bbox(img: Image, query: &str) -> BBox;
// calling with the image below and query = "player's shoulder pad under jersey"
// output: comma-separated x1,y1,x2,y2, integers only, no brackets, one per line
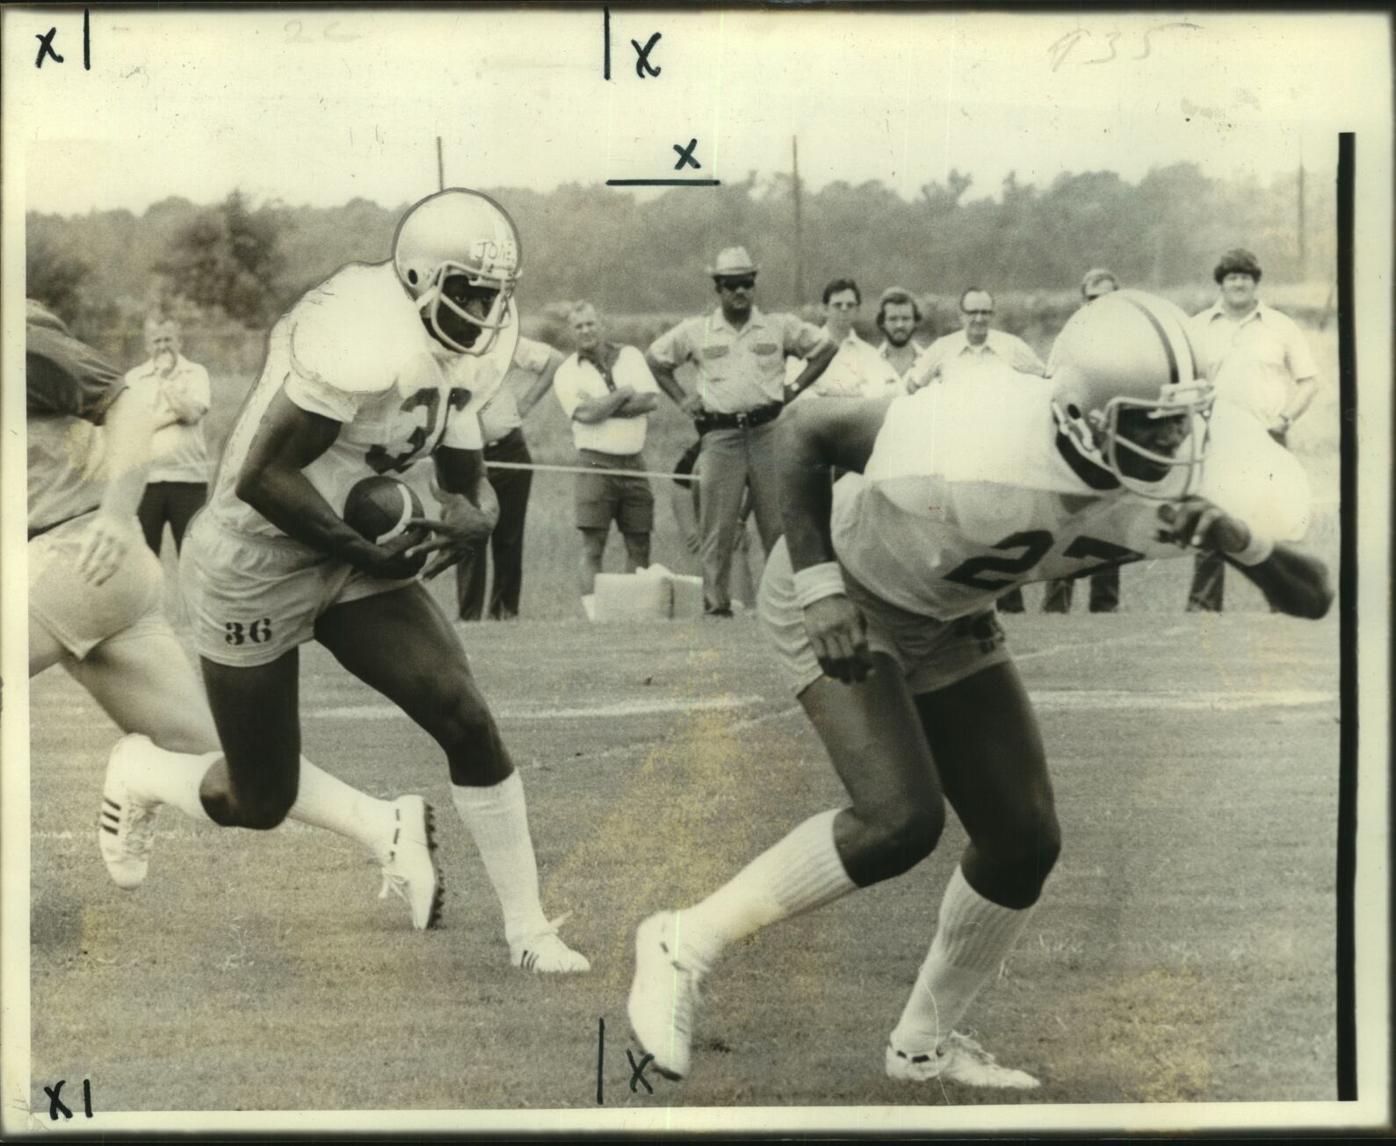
1199,401,1312,542
287,263,422,396
866,364,1052,486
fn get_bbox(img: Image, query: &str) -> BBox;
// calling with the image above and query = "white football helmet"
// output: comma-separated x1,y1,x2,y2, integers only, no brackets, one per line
393,189,522,355
1049,289,1213,497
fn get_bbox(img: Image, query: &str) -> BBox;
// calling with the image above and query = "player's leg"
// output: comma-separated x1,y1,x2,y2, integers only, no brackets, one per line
884,657,1057,1088
575,463,613,609
28,613,69,677
314,584,586,969
630,540,943,1077
486,430,533,620
997,586,1025,613
696,429,746,614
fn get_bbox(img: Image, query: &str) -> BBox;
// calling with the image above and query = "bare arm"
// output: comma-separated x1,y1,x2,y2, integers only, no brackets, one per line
76,387,157,585
784,341,839,403
572,386,637,424
1278,375,1320,429
419,445,500,579
778,395,894,683
517,348,566,417
1157,498,1332,619
615,392,659,417
646,352,701,415
236,389,424,578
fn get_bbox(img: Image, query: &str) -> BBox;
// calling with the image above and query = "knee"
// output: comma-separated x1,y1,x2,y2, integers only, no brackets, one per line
424,682,501,755
849,799,945,884
975,810,1062,895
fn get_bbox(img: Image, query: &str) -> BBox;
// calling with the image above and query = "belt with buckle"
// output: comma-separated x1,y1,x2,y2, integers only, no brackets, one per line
695,402,783,433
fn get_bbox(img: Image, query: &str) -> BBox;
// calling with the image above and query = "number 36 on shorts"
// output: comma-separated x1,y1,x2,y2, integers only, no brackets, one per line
225,618,274,646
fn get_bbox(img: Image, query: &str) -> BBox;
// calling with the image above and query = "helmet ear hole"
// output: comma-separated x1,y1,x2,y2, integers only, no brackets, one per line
407,269,419,286
1065,403,1082,420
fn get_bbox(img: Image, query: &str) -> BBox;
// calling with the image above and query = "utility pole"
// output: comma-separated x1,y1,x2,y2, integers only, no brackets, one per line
791,136,804,304
437,136,445,192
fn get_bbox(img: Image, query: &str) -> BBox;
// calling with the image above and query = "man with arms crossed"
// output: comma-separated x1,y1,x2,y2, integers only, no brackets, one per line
27,301,436,923
101,189,589,972
552,301,661,619
629,291,1330,1084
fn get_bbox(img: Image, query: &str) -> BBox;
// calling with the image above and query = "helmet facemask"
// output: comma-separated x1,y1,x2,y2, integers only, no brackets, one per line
413,264,515,356
1068,381,1214,499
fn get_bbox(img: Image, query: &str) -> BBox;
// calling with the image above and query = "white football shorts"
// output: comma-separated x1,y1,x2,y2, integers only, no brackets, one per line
180,511,414,667
758,537,1012,697
29,513,167,660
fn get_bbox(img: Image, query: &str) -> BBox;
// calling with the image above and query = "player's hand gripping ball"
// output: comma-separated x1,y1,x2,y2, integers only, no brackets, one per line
343,475,426,545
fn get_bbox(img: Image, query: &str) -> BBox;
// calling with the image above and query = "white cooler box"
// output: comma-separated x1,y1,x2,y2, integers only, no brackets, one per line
593,566,704,621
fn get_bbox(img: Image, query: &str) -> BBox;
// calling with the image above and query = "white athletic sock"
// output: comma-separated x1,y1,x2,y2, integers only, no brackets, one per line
677,808,856,972
451,772,551,946
890,865,1037,1053
122,739,395,852
287,758,397,859
123,740,218,823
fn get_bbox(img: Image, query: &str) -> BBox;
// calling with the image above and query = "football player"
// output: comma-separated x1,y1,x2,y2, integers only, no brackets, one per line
108,189,588,972
628,290,1331,1083
27,301,437,921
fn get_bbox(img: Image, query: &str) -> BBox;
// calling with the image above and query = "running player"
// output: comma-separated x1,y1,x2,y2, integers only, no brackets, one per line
26,300,438,923
105,189,588,972
628,290,1331,1082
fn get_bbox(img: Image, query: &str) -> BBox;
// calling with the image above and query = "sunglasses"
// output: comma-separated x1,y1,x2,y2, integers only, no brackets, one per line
717,276,756,291
962,308,994,317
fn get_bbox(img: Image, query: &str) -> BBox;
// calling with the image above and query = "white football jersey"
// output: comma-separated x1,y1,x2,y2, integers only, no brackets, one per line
831,364,1311,620
209,261,518,538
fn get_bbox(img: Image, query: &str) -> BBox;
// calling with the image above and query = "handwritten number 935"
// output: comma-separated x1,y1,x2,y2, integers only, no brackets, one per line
284,19,360,44
1048,21,1201,72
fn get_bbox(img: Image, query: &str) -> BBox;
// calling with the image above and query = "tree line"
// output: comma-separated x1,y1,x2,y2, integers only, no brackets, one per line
28,162,1332,352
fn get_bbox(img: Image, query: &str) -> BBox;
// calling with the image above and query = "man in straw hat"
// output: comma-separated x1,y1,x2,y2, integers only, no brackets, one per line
646,245,837,615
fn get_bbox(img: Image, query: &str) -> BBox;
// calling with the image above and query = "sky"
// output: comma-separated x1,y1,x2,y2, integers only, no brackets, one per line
5,8,1387,214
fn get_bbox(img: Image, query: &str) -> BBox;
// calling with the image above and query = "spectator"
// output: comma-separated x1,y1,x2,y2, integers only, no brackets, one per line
1043,268,1123,614
874,287,929,389
646,246,836,616
792,278,897,401
551,302,661,620
455,335,564,621
909,287,1046,391
1185,248,1321,612
124,317,212,555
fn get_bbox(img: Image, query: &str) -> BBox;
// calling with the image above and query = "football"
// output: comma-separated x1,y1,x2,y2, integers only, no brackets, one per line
342,475,426,545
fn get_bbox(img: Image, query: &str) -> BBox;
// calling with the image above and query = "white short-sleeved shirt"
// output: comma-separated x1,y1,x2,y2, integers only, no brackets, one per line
124,355,213,482
1189,300,1320,425
831,362,1311,621
553,344,659,455
476,335,555,444
910,328,1046,388
794,330,900,401
648,306,828,413
208,261,516,538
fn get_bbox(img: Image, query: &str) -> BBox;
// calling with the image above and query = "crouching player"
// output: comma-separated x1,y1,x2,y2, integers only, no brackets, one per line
629,290,1330,1082
26,300,437,923
110,189,588,972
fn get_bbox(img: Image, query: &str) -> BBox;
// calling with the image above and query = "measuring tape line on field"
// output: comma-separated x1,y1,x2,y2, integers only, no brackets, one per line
486,460,700,482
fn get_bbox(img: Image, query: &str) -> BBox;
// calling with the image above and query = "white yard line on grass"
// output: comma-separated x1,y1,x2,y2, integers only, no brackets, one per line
1012,624,1191,663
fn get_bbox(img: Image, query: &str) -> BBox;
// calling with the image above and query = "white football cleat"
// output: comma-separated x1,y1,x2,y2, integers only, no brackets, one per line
886,1031,1040,1089
511,920,591,974
377,795,443,931
98,734,162,890
627,911,703,1080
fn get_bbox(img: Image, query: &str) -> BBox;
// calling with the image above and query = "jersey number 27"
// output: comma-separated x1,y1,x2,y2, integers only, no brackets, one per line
944,530,1143,590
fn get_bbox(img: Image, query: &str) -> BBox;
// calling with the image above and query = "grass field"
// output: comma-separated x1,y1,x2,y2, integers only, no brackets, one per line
29,607,1339,1116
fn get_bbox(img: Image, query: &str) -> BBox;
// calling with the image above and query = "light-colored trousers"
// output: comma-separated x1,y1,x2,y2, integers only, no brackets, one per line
697,421,783,612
